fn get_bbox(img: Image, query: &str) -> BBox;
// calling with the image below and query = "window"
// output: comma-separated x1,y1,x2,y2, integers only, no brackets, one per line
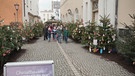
27,0,28,7
30,1,32,10
92,0,98,22
93,2,98,10
75,8,79,22
86,2,88,21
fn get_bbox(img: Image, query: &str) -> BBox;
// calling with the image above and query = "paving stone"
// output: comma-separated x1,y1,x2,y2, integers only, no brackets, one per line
60,39,135,76
16,37,135,76
17,37,75,76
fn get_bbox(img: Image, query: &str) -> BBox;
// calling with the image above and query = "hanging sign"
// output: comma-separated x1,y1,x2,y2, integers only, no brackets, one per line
93,39,97,45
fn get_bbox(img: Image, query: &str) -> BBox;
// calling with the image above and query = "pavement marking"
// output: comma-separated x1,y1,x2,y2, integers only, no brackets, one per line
57,42,81,76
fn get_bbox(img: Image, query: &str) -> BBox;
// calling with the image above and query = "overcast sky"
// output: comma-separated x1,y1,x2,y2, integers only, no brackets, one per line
39,0,60,11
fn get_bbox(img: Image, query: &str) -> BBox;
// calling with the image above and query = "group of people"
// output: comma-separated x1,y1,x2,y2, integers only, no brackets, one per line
43,24,69,43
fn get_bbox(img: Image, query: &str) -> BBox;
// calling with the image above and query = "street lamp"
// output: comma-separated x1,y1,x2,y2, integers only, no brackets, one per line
14,3,19,23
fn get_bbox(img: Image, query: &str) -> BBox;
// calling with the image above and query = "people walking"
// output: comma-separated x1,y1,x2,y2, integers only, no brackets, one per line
63,27,69,43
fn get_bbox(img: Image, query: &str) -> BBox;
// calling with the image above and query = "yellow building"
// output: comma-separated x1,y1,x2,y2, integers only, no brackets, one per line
0,0,22,25
0,0,40,26
60,0,83,23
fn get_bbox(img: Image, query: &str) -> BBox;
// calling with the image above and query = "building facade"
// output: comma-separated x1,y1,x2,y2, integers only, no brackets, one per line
0,0,22,25
83,0,135,28
60,0,83,23
52,1,60,20
0,0,40,26
60,0,135,29
23,0,40,26
83,0,116,26
40,10,54,22
40,0,60,23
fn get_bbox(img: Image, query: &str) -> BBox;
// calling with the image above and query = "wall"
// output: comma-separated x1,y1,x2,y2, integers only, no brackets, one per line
83,0,116,26
98,0,116,26
40,10,53,23
22,0,39,24
83,0,92,26
60,0,83,23
0,0,23,25
118,0,135,28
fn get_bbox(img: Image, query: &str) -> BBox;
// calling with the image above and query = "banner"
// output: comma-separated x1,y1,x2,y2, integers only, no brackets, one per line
4,60,54,76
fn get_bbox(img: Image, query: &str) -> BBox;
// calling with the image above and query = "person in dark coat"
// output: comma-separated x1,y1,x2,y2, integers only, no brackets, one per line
63,27,69,43
56,26,62,43
43,25,48,40
48,26,52,42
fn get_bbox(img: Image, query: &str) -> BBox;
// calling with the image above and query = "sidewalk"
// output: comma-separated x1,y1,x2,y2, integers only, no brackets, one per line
16,36,135,76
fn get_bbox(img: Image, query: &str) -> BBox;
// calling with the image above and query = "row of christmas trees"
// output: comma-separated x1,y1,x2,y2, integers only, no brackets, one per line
0,22,44,67
66,15,135,64
67,15,116,54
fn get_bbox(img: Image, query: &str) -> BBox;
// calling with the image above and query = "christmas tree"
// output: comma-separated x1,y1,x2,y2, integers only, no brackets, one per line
72,25,84,42
66,23,77,38
117,14,135,63
81,21,100,52
98,15,116,53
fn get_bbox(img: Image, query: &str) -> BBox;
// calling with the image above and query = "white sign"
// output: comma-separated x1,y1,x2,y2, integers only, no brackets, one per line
4,60,54,76
93,39,97,45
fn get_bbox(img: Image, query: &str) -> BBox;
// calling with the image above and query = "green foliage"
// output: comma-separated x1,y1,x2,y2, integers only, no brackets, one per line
66,15,116,52
23,22,44,41
81,22,98,47
0,22,44,66
117,14,135,62
98,15,116,49
32,22,44,37
66,23,77,37
23,25,34,40
66,22,85,42
0,25,23,66
81,15,116,51
72,26,84,41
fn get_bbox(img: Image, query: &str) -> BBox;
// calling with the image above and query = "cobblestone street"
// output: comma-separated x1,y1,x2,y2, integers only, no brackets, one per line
16,36,135,76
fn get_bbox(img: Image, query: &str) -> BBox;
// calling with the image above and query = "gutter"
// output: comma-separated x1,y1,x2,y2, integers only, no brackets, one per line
115,0,118,29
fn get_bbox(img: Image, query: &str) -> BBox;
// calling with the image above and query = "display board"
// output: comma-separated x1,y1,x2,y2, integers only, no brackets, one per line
4,60,54,76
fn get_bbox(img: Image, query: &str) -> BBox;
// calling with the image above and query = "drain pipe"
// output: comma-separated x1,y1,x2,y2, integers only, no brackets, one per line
115,0,119,38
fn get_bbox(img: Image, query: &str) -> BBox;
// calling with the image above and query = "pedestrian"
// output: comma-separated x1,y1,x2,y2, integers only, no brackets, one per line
60,24,64,41
63,27,69,43
43,25,48,40
56,26,62,43
48,26,52,42
53,26,57,41
62,25,65,41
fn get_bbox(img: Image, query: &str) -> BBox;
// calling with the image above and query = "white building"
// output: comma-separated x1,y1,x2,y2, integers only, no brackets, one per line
83,0,116,26
52,1,60,20
83,0,135,29
40,10,54,22
40,0,60,23
23,0,40,25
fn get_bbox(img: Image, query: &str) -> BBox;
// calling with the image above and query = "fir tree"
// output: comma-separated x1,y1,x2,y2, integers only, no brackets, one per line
98,15,116,53
117,14,135,62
